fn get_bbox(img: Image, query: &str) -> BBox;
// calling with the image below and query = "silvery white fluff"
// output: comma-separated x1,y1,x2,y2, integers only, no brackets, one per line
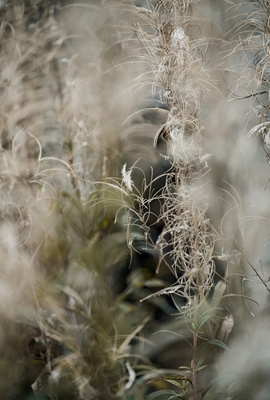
122,164,134,192
171,27,189,50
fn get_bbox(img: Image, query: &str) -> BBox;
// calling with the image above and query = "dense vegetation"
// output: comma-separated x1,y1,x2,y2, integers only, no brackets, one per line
0,1,270,399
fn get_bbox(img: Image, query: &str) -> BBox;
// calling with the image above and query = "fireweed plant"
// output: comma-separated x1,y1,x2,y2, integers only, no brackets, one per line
0,1,269,400
115,1,227,399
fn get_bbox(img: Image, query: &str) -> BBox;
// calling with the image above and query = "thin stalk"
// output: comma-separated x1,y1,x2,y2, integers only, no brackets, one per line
192,333,197,400
192,290,198,400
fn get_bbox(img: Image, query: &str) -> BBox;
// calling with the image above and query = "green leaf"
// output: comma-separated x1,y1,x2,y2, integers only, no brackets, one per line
196,356,205,370
197,315,213,333
178,366,191,373
148,375,192,389
208,339,230,352
201,375,230,399
144,390,179,400
165,379,185,389
153,330,184,338
196,364,208,372
144,279,167,288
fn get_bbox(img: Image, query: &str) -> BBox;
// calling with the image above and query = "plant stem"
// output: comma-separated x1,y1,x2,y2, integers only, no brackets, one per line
192,330,197,400
192,291,199,400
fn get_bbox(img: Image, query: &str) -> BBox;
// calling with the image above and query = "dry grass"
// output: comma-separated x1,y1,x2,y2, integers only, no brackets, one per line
0,1,270,400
